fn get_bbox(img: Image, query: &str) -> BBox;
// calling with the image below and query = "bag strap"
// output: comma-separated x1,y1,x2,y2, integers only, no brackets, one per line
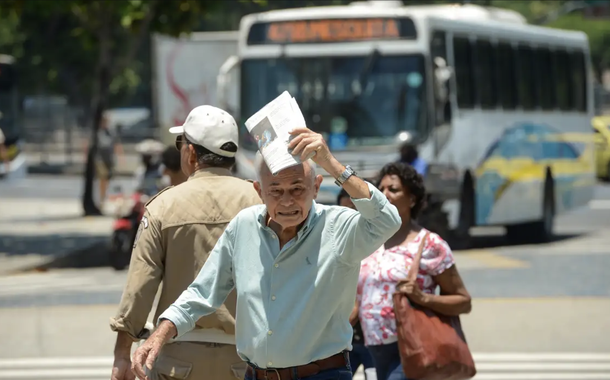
407,231,430,283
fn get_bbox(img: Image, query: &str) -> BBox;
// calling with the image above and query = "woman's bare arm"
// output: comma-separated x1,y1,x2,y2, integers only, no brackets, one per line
420,265,472,316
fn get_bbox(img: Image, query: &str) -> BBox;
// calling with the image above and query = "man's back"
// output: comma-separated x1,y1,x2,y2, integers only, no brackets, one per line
145,168,261,333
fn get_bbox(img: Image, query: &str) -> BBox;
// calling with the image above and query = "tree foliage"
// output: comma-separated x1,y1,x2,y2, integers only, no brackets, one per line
0,0,243,215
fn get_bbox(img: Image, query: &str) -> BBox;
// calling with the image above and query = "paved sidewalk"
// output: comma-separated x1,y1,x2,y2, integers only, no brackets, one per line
26,152,141,177
0,197,115,275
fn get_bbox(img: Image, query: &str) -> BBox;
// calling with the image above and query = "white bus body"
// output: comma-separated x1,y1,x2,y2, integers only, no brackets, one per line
221,1,595,243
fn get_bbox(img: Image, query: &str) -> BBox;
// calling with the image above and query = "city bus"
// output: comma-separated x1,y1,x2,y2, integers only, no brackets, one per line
217,1,596,245
0,54,25,179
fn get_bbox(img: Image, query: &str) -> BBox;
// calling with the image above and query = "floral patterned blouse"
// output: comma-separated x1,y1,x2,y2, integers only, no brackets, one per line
356,229,455,346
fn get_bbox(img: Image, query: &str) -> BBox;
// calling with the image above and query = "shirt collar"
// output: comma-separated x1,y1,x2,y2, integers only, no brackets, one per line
257,201,318,238
188,167,233,181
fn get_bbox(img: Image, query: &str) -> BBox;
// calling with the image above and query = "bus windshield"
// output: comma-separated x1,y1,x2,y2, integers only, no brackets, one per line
240,54,427,151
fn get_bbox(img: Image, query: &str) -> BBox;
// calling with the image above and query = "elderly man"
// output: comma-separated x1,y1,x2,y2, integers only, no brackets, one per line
132,127,402,380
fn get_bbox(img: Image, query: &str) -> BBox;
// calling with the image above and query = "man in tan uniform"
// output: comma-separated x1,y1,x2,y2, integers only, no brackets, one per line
109,105,261,380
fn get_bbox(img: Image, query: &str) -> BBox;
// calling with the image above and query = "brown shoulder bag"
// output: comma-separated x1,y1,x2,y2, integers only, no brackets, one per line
392,232,477,380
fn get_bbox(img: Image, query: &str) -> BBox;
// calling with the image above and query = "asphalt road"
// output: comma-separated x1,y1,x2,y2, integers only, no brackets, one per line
0,176,609,379
0,176,609,306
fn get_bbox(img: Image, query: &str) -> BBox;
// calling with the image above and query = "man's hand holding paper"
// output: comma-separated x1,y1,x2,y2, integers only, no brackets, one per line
244,91,318,175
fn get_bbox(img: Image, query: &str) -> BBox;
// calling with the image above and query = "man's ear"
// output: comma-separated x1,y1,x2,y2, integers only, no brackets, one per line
312,174,323,199
188,145,197,166
253,181,263,199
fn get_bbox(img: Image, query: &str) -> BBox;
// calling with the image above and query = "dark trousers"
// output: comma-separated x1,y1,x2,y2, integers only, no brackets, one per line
348,343,374,376
367,342,410,380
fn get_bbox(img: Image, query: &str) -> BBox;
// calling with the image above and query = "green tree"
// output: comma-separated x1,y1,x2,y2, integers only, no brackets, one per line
0,0,243,215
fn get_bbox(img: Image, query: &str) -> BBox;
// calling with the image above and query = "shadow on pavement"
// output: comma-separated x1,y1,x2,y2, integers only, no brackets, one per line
0,233,112,271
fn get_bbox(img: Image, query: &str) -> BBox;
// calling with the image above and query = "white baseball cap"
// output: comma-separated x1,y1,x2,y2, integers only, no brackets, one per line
169,105,239,158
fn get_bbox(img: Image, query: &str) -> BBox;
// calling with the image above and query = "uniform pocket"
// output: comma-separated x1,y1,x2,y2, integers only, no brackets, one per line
230,362,248,379
154,354,193,379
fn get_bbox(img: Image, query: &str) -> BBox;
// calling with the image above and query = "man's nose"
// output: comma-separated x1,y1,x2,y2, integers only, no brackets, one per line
280,191,294,205
382,189,391,198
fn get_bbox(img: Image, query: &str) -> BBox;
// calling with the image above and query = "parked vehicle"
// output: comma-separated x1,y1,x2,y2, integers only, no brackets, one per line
109,189,150,270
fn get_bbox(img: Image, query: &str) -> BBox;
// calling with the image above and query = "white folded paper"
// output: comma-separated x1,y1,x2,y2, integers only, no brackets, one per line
244,91,311,176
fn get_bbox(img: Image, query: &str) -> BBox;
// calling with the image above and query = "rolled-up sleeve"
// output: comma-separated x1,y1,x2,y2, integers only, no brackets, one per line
332,182,401,263
158,224,236,338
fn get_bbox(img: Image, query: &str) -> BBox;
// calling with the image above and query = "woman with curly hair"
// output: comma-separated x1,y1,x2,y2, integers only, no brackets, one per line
356,162,472,380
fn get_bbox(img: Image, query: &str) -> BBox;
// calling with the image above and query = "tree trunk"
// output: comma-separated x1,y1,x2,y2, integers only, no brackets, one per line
80,2,158,216
81,88,108,216
82,16,113,216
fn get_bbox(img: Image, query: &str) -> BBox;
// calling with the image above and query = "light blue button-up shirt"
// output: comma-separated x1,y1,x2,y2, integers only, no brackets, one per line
158,182,401,368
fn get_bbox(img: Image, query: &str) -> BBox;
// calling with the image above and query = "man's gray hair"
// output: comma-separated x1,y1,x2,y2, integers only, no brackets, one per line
254,151,317,182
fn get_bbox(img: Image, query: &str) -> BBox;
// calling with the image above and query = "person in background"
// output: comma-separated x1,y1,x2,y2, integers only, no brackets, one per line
0,127,9,173
134,139,165,195
398,142,427,177
358,162,471,380
338,188,376,379
109,105,262,380
160,145,187,187
95,113,124,208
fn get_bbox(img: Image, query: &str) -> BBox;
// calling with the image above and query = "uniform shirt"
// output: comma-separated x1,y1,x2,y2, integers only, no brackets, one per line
109,168,262,340
158,182,401,368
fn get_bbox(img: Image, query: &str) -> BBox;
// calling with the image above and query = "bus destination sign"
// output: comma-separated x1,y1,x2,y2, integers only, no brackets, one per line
247,18,416,45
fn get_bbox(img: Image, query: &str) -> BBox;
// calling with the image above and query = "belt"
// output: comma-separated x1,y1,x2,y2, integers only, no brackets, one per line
246,352,347,380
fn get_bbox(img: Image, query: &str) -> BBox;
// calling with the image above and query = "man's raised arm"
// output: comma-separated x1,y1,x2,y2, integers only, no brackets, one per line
287,127,402,264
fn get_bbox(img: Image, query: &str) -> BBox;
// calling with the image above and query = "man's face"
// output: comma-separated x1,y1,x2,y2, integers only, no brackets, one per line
254,163,323,229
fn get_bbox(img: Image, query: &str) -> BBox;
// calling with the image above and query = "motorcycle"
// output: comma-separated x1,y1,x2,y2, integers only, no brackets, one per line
108,188,151,270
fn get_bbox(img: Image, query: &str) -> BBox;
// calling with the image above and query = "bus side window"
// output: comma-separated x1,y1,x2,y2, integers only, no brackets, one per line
431,30,451,124
474,38,497,110
496,42,517,110
452,36,475,109
534,47,556,111
571,51,587,113
516,44,536,111
552,49,573,111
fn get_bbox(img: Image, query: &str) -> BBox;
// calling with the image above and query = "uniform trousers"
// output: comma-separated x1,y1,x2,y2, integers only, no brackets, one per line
148,341,246,380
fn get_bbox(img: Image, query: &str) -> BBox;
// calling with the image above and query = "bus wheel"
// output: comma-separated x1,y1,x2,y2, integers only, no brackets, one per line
506,176,555,244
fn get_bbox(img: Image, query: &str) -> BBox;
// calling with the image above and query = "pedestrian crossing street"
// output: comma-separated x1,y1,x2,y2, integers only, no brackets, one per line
0,268,127,299
352,353,610,380
0,353,608,379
